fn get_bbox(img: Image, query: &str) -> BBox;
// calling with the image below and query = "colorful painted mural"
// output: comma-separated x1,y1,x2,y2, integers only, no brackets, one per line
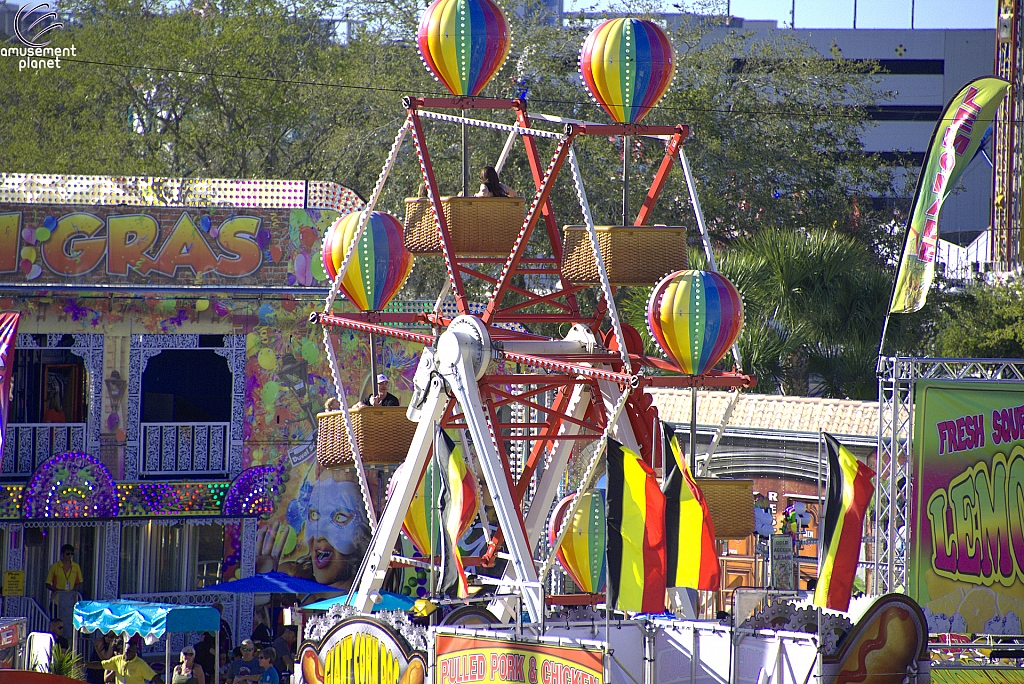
1,182,433,600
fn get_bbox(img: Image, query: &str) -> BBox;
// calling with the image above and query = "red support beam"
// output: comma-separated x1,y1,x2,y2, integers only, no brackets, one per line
312,312,435,346
634,130,686,227
408,109,470,316
484,129,579,325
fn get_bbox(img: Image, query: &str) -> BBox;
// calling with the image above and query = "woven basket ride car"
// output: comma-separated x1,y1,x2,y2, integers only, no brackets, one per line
404,197,526,256
316,406,417,467
561,225,688,287
694,478,755,539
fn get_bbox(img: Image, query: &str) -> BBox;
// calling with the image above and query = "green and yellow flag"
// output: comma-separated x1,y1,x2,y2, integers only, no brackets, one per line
889,77,1009,314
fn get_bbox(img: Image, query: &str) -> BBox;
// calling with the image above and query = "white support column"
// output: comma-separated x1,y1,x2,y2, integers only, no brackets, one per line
348,353,448,613
439,329,543,623
3,524,23,618
238,518,258,640
100,521,120,599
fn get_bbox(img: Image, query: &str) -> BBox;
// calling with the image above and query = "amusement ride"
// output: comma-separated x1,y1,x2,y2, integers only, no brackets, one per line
310,1,754,626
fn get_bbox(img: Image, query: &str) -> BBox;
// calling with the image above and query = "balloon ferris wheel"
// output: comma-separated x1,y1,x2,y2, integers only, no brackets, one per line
310,5,755,622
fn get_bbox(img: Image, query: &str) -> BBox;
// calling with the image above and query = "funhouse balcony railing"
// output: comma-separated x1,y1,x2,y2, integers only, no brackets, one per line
1,423,87,477
141,422,230,477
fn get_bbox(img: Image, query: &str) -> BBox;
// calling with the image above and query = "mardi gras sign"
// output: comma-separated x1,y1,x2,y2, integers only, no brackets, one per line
322,211,414,312
0,209,265,279
646,270,744,375
911,380,1024,635
418,0,511,97
579,18,675,124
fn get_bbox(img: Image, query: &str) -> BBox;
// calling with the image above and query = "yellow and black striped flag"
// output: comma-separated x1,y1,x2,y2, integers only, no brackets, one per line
606,439,667,613
814,433,874,611
662,424,720,591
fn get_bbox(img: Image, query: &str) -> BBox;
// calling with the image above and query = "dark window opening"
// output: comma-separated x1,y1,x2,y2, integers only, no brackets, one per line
9,348,87,424
141,349,231,423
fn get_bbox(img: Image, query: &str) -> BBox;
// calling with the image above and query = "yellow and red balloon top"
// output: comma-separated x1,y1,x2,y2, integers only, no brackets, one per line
548,490,606,594
418,0,511,97
580,18,675,124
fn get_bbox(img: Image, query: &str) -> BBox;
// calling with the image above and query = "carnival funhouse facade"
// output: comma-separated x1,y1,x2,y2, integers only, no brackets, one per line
0,173,420,640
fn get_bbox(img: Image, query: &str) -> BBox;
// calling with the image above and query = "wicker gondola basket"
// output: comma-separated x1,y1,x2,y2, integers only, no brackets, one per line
317,406,417,468
404,197,526,256
694,478,754,539
561,225,688,286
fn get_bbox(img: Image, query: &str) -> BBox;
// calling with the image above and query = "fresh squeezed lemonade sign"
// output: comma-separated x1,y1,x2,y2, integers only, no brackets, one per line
435,635,603,684
911,381,1024,634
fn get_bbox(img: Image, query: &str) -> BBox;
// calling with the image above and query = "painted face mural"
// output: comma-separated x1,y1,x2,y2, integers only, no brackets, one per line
305,477,371,586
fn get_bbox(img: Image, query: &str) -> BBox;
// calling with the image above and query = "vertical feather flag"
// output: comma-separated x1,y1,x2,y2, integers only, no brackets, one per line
437,429,479,598
888,77,1009,313
606,439,667,613
0,312,20,459
814,433,874,611
662,424,720,591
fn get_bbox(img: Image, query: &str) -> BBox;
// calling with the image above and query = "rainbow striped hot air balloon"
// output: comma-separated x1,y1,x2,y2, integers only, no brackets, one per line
388,458,442,556
647,270,744,375
548,490,606,594
580,18,675,124
418,0,511,97
322,211,414,312
387,447,478,557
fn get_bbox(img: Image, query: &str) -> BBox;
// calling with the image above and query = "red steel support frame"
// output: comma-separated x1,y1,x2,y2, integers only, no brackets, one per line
314,97,744,580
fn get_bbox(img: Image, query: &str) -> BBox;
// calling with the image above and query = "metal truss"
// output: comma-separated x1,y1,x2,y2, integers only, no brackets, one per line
874,357,1024,595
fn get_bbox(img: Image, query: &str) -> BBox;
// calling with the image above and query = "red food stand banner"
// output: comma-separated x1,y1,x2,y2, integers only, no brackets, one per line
434,634,604,684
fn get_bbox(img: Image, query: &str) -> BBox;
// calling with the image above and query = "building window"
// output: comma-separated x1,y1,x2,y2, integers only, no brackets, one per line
141,350,231,423
196,524,225,588
10,337,87,424
120,522,226,594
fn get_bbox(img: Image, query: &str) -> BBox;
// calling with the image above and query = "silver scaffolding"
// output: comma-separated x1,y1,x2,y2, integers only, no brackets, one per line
873,357,1024,595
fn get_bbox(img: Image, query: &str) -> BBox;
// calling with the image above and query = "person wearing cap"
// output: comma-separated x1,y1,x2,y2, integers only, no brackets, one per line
363,374,399,407
225,639,261,684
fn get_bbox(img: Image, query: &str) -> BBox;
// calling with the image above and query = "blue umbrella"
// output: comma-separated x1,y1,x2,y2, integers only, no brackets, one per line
303,592,415,613
203,571,342,595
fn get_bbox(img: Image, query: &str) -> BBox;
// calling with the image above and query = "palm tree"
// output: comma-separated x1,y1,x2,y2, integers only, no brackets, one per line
622,228,888,399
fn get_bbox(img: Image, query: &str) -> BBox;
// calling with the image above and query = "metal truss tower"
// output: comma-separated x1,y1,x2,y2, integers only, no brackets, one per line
992,0,1023,269
874,358,1024,595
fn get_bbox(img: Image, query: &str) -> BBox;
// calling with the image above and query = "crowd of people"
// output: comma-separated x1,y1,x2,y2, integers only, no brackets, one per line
67,622,298,684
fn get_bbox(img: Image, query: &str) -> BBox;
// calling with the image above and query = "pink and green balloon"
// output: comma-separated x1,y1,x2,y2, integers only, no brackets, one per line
322,211,414,312
548,490,606,594
580,18,675,124
647,270,744,375
418,0,511,97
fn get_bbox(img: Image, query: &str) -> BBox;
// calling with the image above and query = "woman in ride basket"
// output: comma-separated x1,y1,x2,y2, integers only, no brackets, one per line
475,166,516,198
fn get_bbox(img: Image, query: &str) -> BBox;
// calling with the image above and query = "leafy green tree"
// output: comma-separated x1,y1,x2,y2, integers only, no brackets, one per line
928,282,1024,358
1,0,897,328
622,228,893,398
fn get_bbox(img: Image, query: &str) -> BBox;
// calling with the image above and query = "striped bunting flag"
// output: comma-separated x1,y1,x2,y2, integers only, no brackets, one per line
814,433,874,611
662,424,720,591
606,439,667,613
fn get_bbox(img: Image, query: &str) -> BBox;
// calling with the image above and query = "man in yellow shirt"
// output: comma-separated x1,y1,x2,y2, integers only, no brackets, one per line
86,640,164,684
45,544,83,596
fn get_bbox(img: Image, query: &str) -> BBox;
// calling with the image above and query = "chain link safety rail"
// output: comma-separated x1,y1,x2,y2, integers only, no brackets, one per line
320,118,413,532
